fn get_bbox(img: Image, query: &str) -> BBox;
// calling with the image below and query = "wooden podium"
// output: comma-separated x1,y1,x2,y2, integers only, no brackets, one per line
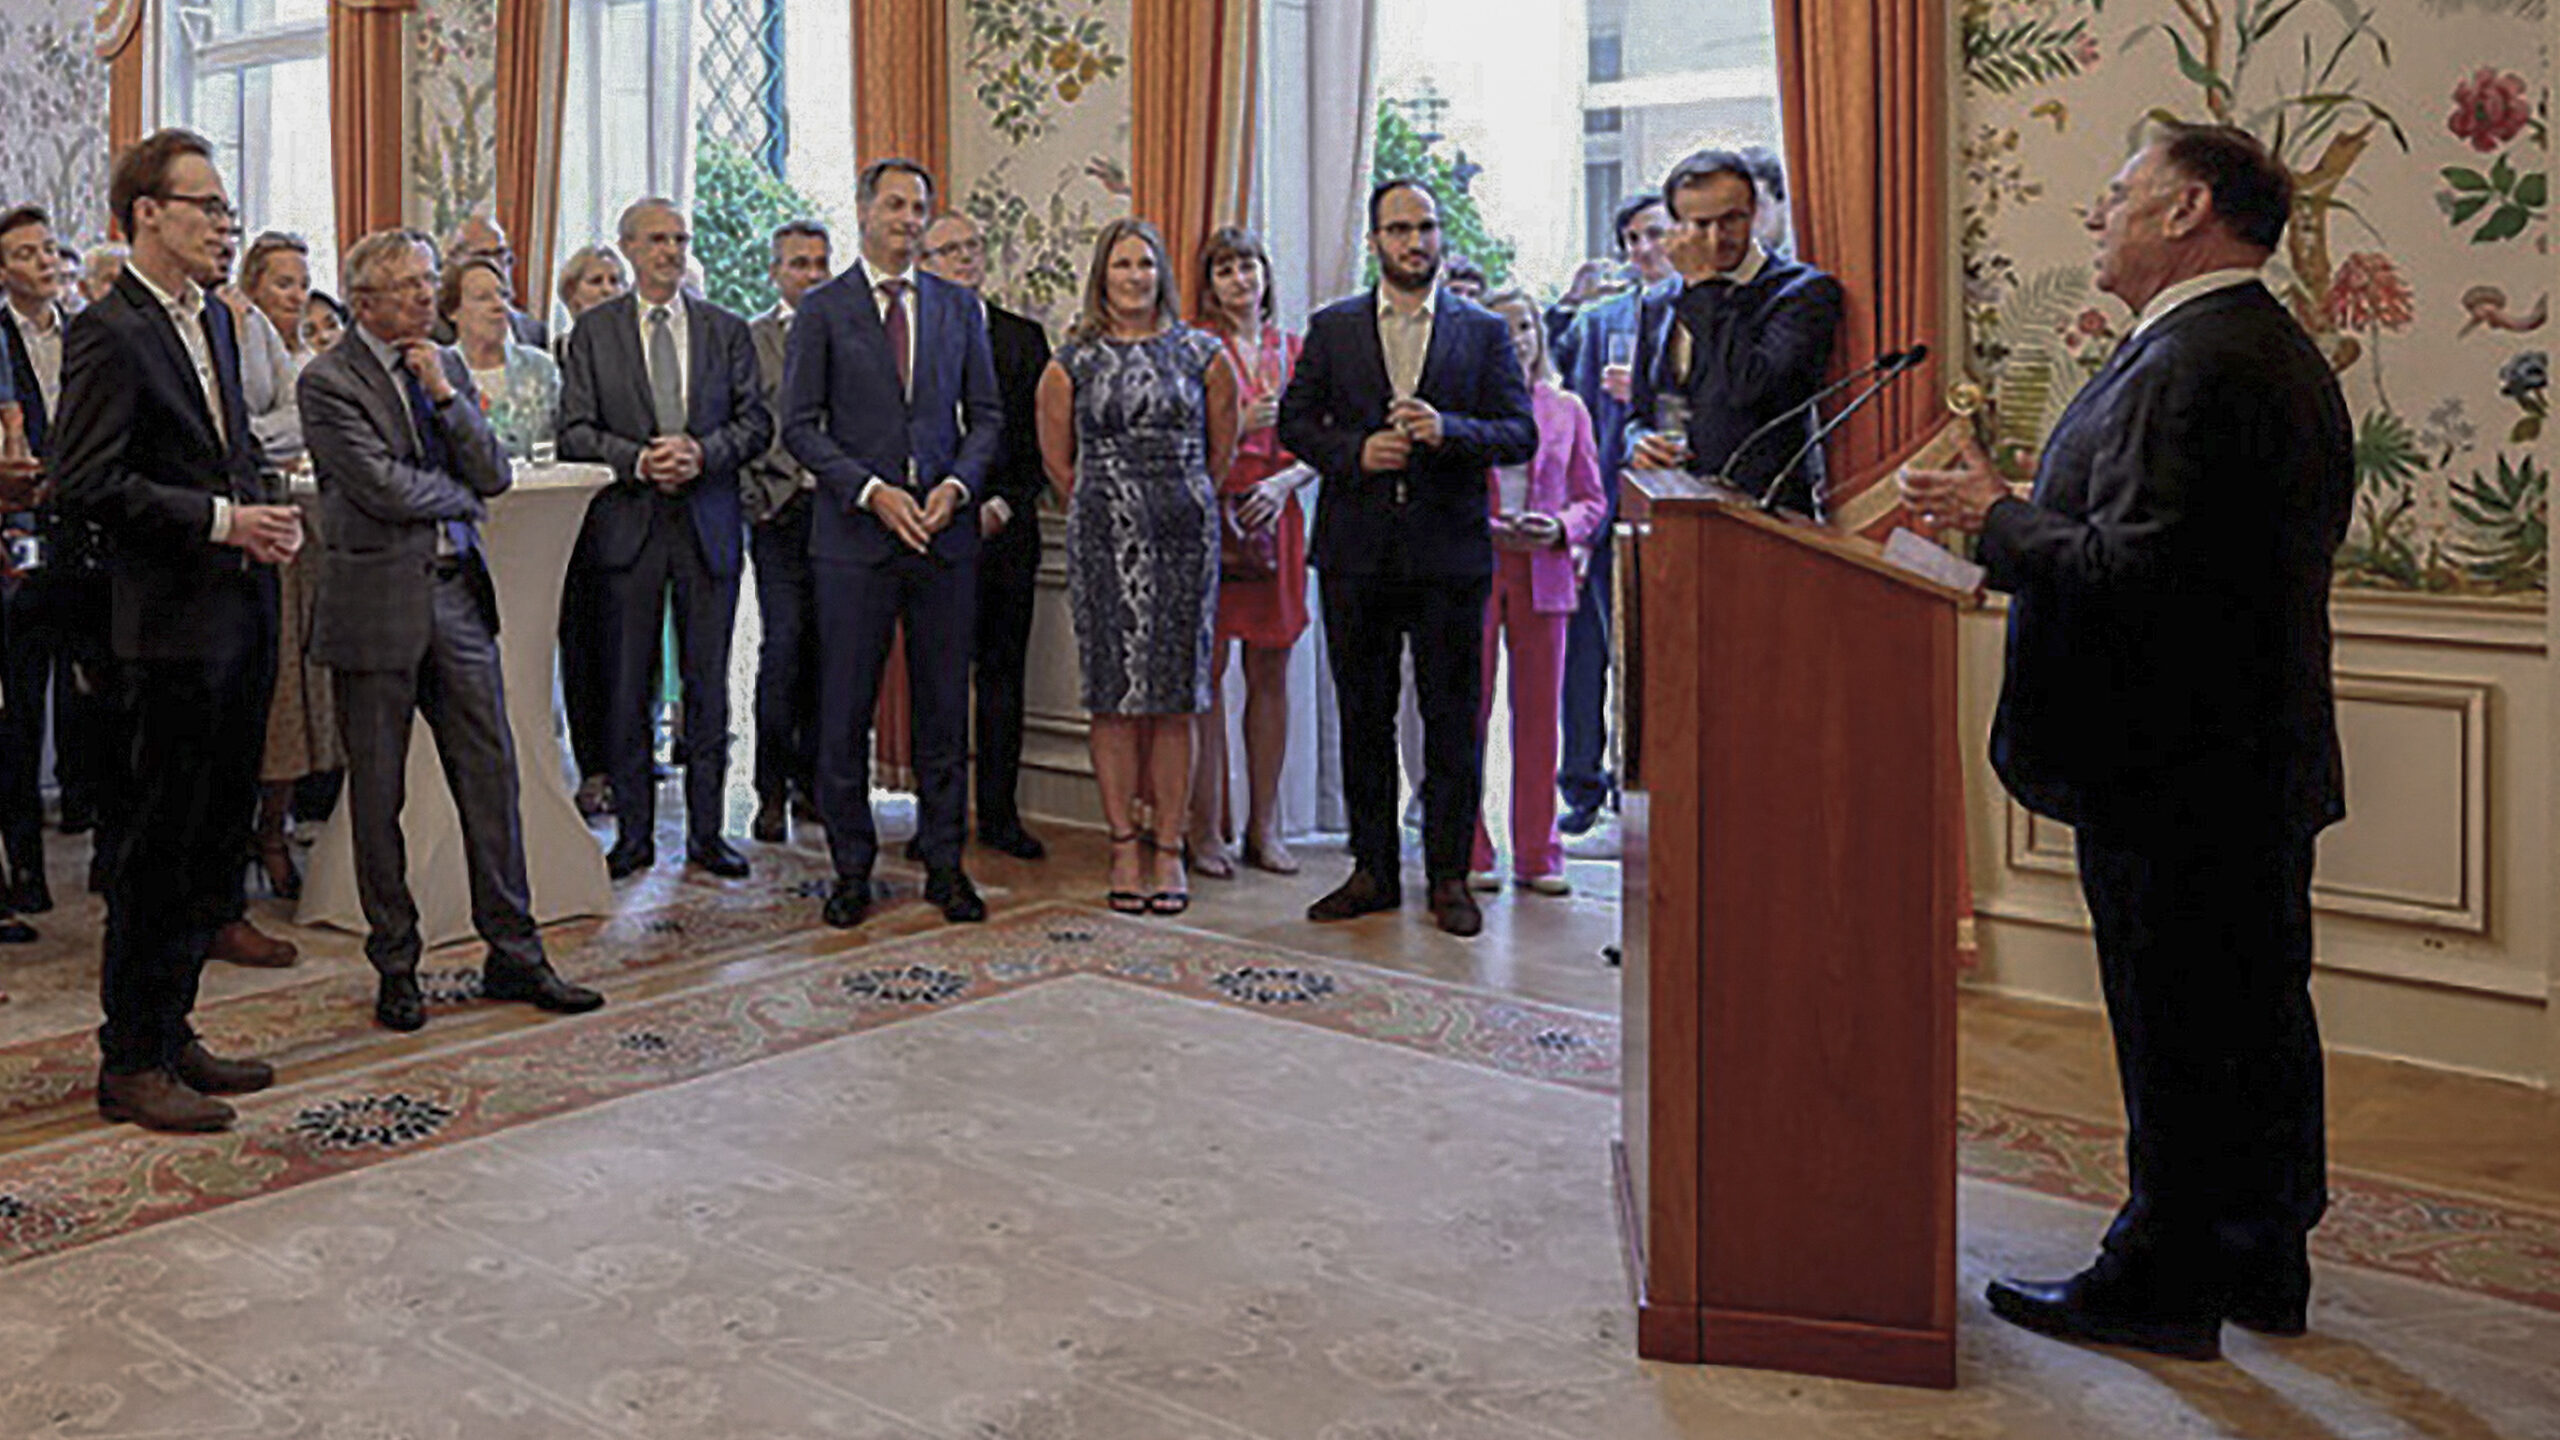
1612,471,1971,1389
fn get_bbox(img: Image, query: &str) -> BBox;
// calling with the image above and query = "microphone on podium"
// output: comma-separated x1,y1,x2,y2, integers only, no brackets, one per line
1701,343,1922,514
1755,342,1932,518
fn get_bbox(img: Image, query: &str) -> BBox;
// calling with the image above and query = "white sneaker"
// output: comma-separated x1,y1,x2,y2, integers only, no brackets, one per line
1562,815,1622,860
1467,870,1503,892
1518,873,1572,896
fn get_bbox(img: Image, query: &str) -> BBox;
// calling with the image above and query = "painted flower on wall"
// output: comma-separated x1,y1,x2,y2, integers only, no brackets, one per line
2449,67,2534,152
2328,253,2418,333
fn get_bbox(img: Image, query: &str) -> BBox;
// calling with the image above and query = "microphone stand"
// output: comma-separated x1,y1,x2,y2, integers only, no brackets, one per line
1756,354,1924,520
1696,347,1905,500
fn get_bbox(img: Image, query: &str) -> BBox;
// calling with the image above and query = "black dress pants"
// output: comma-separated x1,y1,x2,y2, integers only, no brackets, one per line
98,605,276,1073
2073,811,2328,1304
606,505,740,853
1321,569,1488,884
973,529,1039,833
750,494,819,805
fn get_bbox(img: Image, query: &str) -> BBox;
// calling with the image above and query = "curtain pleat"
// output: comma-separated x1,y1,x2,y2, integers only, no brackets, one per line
495,0,571,315
1131,0,1260,308
329,0,415,265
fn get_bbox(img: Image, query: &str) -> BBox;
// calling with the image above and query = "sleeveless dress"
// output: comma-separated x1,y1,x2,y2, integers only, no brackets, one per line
1060,326,1225,715
1212,324,1310,648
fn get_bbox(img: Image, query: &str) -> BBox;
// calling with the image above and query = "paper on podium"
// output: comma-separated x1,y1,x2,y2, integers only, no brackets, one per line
1881,527,1986,594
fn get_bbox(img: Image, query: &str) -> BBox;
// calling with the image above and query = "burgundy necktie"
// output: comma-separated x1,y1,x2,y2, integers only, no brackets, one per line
879,278,910,397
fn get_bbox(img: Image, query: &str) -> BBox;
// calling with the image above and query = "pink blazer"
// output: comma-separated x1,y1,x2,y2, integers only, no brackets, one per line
1488,382,1609,614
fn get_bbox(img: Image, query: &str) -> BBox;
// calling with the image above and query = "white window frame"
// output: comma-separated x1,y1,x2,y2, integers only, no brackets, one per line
161,1,335,289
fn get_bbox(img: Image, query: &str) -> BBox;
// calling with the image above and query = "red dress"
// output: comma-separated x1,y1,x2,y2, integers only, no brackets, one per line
1214,325,1310,649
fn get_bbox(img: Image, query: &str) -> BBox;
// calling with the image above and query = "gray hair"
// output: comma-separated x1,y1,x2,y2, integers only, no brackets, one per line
345,229,436,294
616,197,683,245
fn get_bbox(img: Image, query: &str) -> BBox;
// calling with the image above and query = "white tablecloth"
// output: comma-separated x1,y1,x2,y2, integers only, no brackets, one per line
298,461,615,948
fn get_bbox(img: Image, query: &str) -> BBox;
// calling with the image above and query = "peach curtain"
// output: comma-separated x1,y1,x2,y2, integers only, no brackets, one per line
853,0,949,179
1772,0,1945,538
848,0,952,792
330,0,415,265
1130,0,1260,310
102,0,148,184
494,0,572,315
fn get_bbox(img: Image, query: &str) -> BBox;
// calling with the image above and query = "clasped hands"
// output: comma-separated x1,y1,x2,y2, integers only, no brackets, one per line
1361,397,1444,474
868,478,965,553
1493,512,1566,552
1895,429,2013,538
638,433,705,493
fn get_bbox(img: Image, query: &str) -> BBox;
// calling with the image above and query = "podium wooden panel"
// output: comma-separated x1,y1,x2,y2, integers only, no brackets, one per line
1611,473,1968,1389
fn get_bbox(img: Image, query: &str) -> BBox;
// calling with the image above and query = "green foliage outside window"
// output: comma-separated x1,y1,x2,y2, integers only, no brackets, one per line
1368,100,1516,290
692,126,831,318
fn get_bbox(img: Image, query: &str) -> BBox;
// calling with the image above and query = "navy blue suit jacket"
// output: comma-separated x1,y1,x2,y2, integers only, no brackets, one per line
1277,288,1537,578
780,263,1002,567
1980,283,2353,836
1630,256,1842,514
556,290,771,580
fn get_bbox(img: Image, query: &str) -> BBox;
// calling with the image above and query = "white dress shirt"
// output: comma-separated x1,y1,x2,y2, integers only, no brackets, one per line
8,298,62,414
853,262,965,513
638,287,693,421
1376,281,1439,401
2129,267,2266,342
129,260,237,541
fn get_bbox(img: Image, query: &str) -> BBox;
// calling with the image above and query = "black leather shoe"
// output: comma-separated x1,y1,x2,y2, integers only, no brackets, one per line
1428,879,1483,938
2224,1256,2312,1336
1307,870,1401,922
8,868,52,915
1559,800,1603,838
58,799,95,835
823,876,873,929
926,867,987,923
482,961,605,1014
0,915,32,944
978,824,1046,860
376,972,427,1032
687,838,751,879
751,798,788,844
605,841,655,880
1986,1272,2222,1361
174,1040,274,1095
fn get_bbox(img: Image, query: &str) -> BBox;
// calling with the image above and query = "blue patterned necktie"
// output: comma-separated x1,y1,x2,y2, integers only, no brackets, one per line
399,357,474,556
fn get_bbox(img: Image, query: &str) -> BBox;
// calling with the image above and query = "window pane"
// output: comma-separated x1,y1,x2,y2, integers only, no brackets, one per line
257,56,338,294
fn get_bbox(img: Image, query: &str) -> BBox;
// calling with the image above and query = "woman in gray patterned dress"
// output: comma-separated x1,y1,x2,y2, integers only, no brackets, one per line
1037,218,1239,915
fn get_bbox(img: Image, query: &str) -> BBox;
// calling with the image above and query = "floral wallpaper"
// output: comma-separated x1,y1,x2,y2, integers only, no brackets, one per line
948,0,1134,331
0,0,109,242
407,0,502,239
1962,0,2552,594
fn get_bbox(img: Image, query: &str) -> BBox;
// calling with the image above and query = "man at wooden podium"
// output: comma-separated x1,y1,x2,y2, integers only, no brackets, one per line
1902,123,2353,1360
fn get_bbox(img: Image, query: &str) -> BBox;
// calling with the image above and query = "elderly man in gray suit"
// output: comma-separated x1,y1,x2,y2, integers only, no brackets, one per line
301,229,605,1033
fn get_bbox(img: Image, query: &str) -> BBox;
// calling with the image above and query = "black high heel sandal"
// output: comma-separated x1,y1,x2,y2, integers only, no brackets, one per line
1107,830,1149,914
1148,831,1191,916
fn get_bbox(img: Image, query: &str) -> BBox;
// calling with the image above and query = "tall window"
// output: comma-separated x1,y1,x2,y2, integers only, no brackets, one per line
557,0,696,271
1377,0,1782,296
162,0,338,292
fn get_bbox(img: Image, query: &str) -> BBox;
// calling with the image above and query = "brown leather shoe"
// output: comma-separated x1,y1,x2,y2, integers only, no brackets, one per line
174,1041,275,1095
97,1067,236,1132
209,919,298,968
1428,879,1484,938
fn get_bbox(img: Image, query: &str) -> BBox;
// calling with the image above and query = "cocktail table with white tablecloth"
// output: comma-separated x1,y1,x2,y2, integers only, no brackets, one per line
298,461,615,947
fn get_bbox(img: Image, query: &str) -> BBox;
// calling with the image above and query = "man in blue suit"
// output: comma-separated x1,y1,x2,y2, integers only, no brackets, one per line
558,197,773,882
782,159,1002,928
1278,179,1538,938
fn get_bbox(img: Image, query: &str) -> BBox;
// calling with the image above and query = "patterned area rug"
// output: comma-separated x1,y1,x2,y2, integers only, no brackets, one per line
0,911,2553,1439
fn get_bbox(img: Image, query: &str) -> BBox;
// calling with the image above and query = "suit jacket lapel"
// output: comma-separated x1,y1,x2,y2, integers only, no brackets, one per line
1350,288,1393,412
613,298,658,425
845,262,907,413
345,335,423,457
117,270,221,449
685,299,715,432
1414,288,1462,401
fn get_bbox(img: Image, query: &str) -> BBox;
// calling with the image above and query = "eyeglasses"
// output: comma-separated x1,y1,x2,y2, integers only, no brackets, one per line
354,275,437,298
156,192,237,228
924,236,987,261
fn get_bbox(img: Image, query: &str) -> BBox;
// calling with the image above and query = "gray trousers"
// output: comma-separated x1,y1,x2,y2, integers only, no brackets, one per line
334,567,544,977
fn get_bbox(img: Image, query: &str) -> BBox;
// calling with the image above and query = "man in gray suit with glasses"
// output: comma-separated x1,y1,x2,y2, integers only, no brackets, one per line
302,228,604,1034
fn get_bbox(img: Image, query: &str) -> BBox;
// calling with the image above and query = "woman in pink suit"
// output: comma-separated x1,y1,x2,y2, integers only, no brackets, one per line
1471,289,1607,894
